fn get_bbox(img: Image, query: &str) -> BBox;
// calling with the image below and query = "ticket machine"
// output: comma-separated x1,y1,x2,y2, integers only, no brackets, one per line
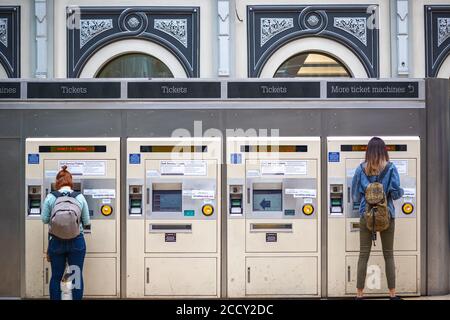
25,138,121,298
227,137,321,297
126,137,221,298
327,137,420,297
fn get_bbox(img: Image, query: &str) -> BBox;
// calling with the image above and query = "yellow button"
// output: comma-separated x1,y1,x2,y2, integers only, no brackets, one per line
302,204,314,216
202,204,214,216
402,203,414,215
101,205,113,216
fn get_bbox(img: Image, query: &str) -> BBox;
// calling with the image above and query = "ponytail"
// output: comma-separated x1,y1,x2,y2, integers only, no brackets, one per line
55,165,73,190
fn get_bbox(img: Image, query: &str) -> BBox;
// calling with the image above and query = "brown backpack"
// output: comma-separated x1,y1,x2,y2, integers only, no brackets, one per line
361,162,392,245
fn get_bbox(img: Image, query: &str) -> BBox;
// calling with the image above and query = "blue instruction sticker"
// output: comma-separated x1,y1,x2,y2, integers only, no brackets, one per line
129,153,141,165
28,154,39,164
230,153,242,164
328,152,340,162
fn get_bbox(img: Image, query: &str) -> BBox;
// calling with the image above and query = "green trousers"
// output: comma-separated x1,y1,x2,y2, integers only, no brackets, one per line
357,216,396,290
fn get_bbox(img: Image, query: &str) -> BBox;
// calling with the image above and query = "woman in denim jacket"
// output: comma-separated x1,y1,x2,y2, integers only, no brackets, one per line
351,137,404,300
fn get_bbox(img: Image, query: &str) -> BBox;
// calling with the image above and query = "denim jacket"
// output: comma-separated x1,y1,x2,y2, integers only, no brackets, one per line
351,162,404,218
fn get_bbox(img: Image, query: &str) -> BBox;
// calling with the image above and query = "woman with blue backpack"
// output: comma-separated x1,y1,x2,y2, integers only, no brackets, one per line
351,137,404,300
42,165,90,300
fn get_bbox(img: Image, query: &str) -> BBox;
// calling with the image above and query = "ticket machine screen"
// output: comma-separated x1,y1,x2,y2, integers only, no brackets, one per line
152,190,182,212
253,189,282,211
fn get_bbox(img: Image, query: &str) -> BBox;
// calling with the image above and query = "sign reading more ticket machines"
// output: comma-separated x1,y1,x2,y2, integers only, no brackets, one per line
227,137,321,297
24,138,121,298
126,138,222,298
327,137,420,297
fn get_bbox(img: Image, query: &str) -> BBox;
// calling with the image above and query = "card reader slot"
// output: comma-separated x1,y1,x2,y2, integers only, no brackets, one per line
250,223,293,233
149,224,192,233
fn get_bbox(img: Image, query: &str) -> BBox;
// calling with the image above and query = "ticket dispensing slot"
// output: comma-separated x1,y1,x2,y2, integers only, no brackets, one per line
229,185,243,215
28,186,42,216
250,223,293,233
330,184,343,214
129,185,143,216
149,224,192,233
152,183,182,213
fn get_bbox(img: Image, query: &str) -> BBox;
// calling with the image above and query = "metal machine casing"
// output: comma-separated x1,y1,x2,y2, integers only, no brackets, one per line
25,138,121,298
126,137,222,298
227,137,321,297
327,136,421,297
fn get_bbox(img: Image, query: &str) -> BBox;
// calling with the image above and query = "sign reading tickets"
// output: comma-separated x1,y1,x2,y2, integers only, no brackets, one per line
27,82,121,99
160,160,207,176
58,160,106,176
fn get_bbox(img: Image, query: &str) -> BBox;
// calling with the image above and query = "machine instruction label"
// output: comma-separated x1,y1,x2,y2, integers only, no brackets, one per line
403,188,416,198
261,160,307,175
84,189,116,199
160,160,207,176
391,159,408,175
191,190,215,200
285,189,317,198
58,160,106,176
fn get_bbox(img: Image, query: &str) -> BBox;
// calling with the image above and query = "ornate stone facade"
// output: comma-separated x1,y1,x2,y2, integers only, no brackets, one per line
438,17,450,48
248,5,379,77
333,17,367,46
260,18,294,47
154,19,188,48
80,19,113,48
0,18,7,48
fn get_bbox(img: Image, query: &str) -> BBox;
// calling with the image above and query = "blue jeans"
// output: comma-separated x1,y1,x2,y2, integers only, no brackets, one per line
47,234,86,300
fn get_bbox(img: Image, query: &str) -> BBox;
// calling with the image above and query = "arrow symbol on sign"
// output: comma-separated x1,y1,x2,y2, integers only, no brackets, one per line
260,199,271,210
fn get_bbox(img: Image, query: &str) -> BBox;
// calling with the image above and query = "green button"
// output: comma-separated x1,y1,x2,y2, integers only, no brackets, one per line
231,199,242,206
184,210,195,217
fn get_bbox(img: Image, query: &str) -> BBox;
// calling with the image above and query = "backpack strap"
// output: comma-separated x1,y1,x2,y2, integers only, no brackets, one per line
50,191,62,198
69,191,81,198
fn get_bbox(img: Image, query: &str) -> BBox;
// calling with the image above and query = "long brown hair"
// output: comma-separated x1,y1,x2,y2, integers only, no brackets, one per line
365,137,389,176
55,165,73,190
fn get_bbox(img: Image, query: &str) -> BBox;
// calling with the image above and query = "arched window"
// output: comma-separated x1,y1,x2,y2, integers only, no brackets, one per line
274,52,351,78
96,53,174,78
